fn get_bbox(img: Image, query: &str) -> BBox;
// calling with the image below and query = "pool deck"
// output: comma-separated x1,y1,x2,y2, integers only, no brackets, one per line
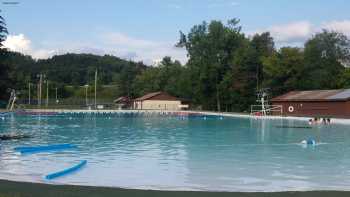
1,179,350,197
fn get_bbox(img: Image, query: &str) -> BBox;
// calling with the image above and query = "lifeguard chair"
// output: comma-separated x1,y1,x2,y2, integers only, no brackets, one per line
250,88,282,117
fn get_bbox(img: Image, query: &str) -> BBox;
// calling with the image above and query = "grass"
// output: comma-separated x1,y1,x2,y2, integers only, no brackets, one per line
1,179,350,197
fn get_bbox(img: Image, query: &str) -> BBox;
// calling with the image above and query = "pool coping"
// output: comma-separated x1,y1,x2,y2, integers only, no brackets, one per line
1,179,350,197
16,109,350,125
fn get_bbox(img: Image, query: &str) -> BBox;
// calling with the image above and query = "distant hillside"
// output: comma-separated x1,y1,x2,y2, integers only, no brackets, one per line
6,52,147,85
1,51,148,100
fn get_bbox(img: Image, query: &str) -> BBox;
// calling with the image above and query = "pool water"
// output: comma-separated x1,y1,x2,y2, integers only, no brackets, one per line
1,114,350,192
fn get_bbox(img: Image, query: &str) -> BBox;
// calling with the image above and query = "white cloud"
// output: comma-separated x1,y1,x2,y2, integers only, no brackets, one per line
3,34,56,59
250,20,350,47
269,21,313,43
2,33,188,65
322,20,350,36
3,34,31,52
208,1,239,8
168,4,181,9
252,21,313,45
31,49,56,59
106,32,159,49
102,32,187,65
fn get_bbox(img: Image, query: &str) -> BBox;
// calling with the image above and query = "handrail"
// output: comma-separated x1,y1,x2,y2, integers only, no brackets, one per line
250,105,283,116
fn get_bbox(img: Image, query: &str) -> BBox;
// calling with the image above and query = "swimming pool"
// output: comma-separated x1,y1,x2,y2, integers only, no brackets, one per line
1,113,350,192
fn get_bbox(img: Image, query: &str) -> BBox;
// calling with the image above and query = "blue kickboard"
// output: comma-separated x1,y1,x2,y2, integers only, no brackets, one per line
46,160,87,180
14,144,77,154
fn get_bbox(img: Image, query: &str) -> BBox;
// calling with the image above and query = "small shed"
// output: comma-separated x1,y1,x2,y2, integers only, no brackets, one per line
271,89,350,118
114,96,132,109
133,92,186,110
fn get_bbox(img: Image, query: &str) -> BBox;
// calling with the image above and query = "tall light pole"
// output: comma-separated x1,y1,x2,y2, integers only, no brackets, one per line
55,87,58,104
37,83,39,108
37,74,43,108
84,84,89,106
28,82,31,105
46,80,49,108
95,69,97,109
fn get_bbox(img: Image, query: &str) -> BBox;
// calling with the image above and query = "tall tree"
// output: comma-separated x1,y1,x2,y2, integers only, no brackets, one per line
0,14,7,47
133,56,185,98
250,32,275,89
263,47,305,96
177,19,244,111
0,13,9,101
303,30,350,89
223,32,275,111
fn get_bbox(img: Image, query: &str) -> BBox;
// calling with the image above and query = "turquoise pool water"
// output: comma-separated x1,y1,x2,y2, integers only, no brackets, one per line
1,114,350,191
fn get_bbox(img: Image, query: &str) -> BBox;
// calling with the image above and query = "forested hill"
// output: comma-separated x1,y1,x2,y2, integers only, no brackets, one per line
0,51,151,102
4,52,147,87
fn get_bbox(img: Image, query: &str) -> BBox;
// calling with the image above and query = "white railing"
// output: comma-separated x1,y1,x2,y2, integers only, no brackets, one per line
250,105,283,116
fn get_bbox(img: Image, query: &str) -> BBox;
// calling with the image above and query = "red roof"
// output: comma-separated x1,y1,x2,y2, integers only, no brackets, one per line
271,89,350,102
114,96,131,103
134,92,180,101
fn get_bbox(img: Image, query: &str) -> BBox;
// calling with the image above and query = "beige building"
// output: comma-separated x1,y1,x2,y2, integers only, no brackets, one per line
133,92,187,110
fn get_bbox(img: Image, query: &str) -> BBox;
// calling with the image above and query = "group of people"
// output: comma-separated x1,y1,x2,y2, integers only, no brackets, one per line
308,117,331,125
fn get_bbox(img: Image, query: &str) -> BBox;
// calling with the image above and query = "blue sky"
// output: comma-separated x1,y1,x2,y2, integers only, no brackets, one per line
1,0,350,64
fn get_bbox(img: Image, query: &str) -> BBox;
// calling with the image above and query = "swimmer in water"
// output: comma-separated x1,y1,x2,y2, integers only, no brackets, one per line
301,138,316,146
308,119,313,125
0,133,31,140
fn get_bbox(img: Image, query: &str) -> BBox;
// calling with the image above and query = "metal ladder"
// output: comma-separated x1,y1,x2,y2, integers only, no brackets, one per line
6,89,17,111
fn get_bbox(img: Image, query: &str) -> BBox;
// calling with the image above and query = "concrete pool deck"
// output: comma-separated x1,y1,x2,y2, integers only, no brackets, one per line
1,179,350,197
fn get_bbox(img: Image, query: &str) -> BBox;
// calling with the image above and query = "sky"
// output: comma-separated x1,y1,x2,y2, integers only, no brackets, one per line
1,0,350,65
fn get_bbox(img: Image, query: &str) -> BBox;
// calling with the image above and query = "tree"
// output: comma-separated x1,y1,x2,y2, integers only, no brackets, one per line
228,39,259,111
263,47,305,96
250,32,275,89
177,19,245,111
133,56,185,98
222,32,275,111
113,61,140,97
303,30,350,89
0,13,9,101
338,68,350,88
0,14,7,47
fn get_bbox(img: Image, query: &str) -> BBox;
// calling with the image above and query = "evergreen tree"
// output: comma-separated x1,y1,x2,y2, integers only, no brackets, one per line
0,13,9,101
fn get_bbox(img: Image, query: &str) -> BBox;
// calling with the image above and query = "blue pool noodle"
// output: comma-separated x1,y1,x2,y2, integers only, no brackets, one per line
46,160,87,180
14,144,76,154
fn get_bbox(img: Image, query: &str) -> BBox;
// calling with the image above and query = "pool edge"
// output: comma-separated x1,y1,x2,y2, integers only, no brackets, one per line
17,108,350,124
1,179,350,197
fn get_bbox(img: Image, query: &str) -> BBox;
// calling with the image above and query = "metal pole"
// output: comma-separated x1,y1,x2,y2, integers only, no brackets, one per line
39,74,42,108
37,83,39,108
55,88,58,102
85,85,88,106
95,69,97,108
46,80,49,108
28,83,31,105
